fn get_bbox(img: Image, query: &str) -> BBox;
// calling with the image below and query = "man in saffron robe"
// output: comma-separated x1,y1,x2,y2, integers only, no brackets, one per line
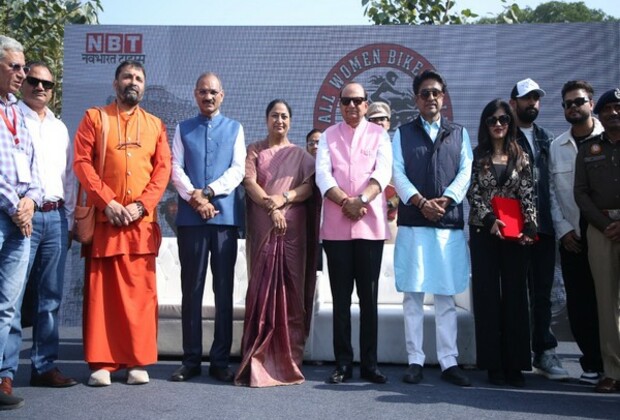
73,60,171,387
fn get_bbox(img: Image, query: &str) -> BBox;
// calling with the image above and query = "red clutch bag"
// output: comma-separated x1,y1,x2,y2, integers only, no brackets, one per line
491,196,523,241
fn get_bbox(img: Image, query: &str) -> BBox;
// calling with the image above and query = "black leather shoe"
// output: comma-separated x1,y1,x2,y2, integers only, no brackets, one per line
487,369,506,386
403,363,424,384
361,366,387,384
505,370,525,388
30,367,78,388
170,365,201,382
327,365,352,384
441,366,471,387
208,366,234,383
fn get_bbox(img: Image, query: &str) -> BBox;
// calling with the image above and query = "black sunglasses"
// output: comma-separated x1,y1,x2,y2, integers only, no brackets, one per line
340,97,366,106
26,76,55,90
418,88,444,99
5,62,30,73
561,97,590,109
485,114,511,127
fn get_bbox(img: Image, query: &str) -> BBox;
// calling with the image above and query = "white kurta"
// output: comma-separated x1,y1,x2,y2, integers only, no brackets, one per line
392,119,472,295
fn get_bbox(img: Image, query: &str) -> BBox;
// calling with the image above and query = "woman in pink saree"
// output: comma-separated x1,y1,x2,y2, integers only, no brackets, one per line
235,99,318,387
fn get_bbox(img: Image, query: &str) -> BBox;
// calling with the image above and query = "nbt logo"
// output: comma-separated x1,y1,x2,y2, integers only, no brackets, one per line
86,33,143,54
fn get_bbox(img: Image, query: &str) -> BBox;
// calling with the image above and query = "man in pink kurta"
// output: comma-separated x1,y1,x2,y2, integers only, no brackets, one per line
315,83,392,384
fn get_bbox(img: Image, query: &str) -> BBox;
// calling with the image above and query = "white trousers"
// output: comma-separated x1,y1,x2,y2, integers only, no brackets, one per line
403,292,458,371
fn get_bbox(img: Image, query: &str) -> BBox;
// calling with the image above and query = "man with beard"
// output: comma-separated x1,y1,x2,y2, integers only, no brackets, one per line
169,72,245,383
510,78,569,380
73,60,171,387
549,80,603,385
316,82,392,384
574,88,620,393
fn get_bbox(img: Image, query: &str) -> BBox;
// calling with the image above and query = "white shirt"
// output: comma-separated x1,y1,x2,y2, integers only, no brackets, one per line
171,110,246,202
549,118,604,239
18,101,76,227
520,126,537,158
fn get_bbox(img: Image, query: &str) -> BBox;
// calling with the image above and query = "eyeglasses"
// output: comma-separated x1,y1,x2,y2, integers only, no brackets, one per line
195,88,220,96
5,62,29,74
485,114,511,127
561,97,590,109
307,141,319,146
26,76,55,90
369,116,390,123
418,89,444,99
340,97,366,106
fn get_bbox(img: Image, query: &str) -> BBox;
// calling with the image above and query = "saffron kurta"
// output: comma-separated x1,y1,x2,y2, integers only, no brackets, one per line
235,141,316,387
73,103,171,369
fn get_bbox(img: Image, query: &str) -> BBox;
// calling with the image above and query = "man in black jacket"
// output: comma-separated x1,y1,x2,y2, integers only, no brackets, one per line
510,78,569,381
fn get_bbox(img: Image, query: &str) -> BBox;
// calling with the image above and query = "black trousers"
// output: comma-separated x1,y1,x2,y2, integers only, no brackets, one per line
177,225,238,368
470,226,532,371
559,239,603,372
526,233,558,354
323,239,383,369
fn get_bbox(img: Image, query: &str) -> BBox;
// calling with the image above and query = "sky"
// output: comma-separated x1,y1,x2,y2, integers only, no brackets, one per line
97,0,620,25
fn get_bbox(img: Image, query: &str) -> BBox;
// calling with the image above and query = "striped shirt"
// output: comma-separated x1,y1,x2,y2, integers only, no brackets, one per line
0,93,42,215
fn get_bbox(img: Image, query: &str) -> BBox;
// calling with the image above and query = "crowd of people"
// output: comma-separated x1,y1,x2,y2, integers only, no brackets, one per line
1,33,619,411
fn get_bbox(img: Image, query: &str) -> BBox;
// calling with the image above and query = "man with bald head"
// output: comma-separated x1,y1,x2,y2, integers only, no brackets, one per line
316,82,392,384
170,72,246,383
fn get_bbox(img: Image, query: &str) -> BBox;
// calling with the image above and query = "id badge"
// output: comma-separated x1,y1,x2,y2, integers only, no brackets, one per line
13,151,32,183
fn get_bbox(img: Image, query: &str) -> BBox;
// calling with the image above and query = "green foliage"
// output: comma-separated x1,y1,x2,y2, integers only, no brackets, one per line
361,0,478,25
0,0,102,114
477,1,618,24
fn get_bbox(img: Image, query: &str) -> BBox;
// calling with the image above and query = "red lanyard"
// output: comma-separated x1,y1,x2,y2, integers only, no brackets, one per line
0,106,19,145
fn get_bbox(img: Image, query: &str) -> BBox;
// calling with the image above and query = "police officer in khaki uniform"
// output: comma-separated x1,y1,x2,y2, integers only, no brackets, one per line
574,88,620,394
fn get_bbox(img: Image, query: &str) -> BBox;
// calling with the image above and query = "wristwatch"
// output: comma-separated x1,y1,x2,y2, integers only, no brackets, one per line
202,187,214,200
359,194,369,204
283,191,290,204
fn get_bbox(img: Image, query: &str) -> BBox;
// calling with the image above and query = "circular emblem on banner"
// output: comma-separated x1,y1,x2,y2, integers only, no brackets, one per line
313,43,453,132
590,143,602,155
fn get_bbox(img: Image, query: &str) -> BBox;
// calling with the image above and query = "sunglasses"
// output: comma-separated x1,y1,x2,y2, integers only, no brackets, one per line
561,97,590,109
485,114,511,127
369,116,390,123
5,62,30,74
418,89,443,99
340,97,366,106
26,76,55,90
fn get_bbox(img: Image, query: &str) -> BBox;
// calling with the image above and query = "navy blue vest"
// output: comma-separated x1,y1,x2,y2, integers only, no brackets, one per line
175,114,244,227
397,117,464,229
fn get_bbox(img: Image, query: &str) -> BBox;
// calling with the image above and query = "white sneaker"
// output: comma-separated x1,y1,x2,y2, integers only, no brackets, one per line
88,369,111,387
533,349,570,380
579,370,601,385
127,368,149,385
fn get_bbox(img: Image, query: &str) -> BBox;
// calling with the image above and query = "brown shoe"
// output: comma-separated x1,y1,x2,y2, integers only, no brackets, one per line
0,377,12,395
30,368,78,388
594,377,618,393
